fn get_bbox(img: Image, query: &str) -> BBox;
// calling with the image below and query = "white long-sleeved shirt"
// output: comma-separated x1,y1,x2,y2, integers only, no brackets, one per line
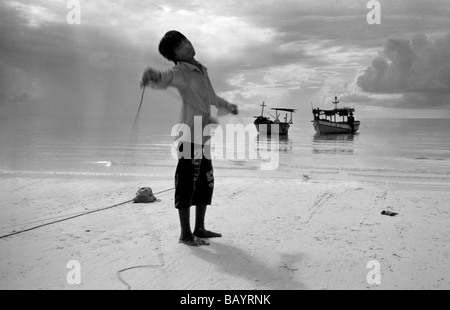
150,61,233,145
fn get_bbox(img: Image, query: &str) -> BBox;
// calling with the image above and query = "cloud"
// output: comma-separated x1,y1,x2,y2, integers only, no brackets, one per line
4,0,59,27
340,94,374,104
0,1,160,120
2,0,450,121
356,33,450,108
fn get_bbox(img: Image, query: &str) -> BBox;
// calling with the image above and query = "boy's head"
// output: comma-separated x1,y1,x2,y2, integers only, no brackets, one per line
159,30,193,64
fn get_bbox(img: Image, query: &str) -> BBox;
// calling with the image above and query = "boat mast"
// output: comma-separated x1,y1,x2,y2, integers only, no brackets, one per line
332,96,339,122
260,102,266,116
332,96,339,109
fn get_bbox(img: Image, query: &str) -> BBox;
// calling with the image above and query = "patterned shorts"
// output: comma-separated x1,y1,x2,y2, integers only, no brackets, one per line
174,143,214,209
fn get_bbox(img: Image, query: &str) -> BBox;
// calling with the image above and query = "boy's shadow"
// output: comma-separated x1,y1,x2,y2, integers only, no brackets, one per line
189,241,306,290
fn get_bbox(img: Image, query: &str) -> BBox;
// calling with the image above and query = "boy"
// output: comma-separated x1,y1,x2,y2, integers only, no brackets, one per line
140,30,238,246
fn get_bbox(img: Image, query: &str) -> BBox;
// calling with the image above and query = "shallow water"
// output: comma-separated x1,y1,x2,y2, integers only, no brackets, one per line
1,116,449,179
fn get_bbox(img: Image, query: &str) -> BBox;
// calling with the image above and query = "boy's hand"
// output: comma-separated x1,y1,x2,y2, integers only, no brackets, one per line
229,104,239,115
140,67,160,88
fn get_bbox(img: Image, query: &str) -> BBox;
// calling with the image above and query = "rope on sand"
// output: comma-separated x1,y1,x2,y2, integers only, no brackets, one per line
0,188,175,240
116,263,165,290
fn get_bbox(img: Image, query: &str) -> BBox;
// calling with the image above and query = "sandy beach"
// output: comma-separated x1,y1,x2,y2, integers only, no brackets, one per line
1,168,449,290
3,0,450,294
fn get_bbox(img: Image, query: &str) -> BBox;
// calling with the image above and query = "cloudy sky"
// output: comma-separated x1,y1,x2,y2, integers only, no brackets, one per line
1,0,450,132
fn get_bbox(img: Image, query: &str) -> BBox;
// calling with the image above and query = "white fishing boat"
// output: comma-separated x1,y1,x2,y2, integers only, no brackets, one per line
312,96,360,135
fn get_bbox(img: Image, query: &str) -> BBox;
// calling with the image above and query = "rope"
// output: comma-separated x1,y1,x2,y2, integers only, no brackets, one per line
130,87,146,137
116,264,164,290
0,187,174,240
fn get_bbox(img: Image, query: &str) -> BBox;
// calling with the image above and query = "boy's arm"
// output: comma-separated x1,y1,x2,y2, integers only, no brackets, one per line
215,95,238,116
140,67,185,89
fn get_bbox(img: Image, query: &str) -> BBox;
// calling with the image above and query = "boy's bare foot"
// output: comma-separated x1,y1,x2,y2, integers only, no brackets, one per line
193,229,222,239
179,236,210,246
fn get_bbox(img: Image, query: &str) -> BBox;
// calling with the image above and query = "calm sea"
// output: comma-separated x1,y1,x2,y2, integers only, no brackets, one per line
1,116,449,182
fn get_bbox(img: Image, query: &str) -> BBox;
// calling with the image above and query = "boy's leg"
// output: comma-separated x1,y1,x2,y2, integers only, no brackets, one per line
193,204,222,238
178,207,209,246
191,150,220,238
175,143,209,246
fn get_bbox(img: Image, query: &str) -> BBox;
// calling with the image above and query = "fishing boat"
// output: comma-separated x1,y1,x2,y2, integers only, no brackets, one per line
254,102,296,136
312,96,360,135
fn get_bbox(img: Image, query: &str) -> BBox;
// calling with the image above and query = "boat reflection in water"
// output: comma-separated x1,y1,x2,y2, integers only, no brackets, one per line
312,133,357,155
256,132,293,153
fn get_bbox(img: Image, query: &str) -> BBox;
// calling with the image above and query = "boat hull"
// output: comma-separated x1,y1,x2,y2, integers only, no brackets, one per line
313,120,360,135
254,122,290,136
